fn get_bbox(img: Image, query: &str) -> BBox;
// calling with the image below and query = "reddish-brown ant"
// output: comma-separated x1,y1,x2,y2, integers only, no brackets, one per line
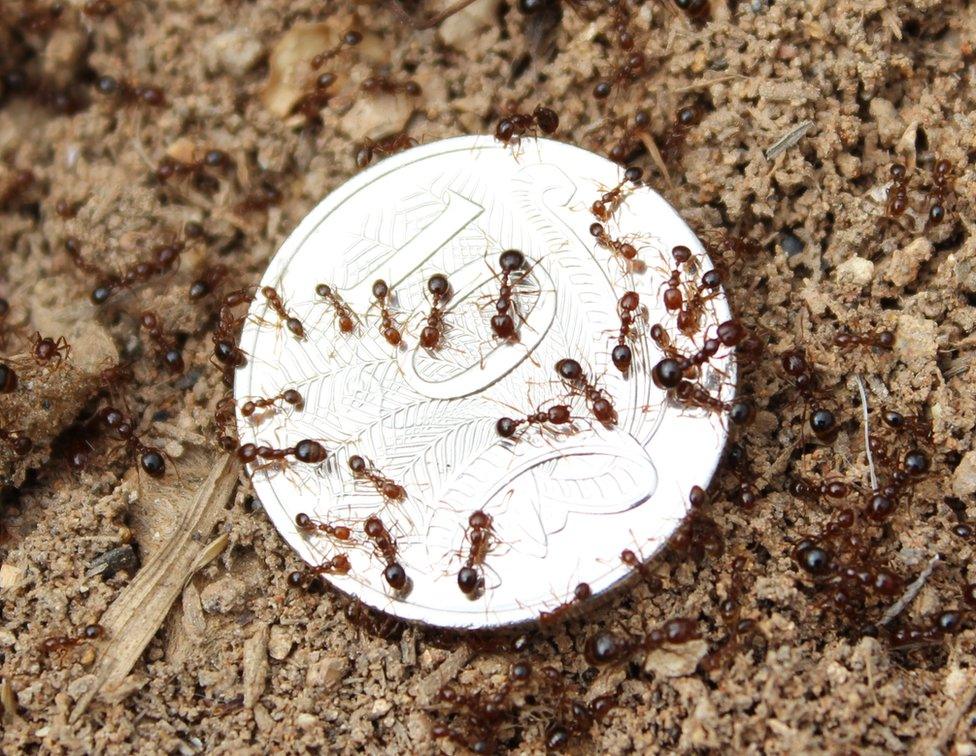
286,554,352,588
660,104,703,164
188,264,228,302
926,158,953,226
156,148,232,193
0,169,34,209
833,326,895,351
94,74,166,107
555,358,617,425
240,389,304,420
539,582,593,625
0,428,33,457
419,273,451,349
97,406,169,478
880,408,932,442
589,222,639,262
310,30,363,69
885,162,910,218
611,290,642,372
236,181,282,214
139,312,184,374
29,332,71,370
361,74,422,97
259,286,305,339
457,510,495,595
494,105,559,144
295,512,355,543
488,249,528,341
354,133,417,168
364,516,408,591
65,237,185,306
674,0,711,21
348,455,406,502
371,279,403,345
315,283,357,333
496,403,573,438
235,439,328,468
83,0,115,17
591,166,643,222
584,617,699,666
0,296,10,348
0,361,17,393
608,110,652,164
39,624,104,656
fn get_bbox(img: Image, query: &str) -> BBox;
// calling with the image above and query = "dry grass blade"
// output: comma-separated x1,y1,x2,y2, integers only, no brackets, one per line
69,455,239,723
765,120,814,160
1,677,20,722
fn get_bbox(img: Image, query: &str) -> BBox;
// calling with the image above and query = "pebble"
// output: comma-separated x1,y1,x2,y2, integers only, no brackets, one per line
835,256,875,287
886,238,933,288
438,0,500,49
952,450,976,499
306,655,348,689
207,29,265,77
644,639,709,677
267,625,294,660
368,698,392,720
199,575,246,614
296,712,318,729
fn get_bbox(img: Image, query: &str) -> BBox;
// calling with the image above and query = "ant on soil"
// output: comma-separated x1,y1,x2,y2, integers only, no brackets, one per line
354,133,417,168
39,624,104,657
156,148,233,193
660,104,704,164
94,74,166,108
139,311,184,374
97,406,170,478
28,332,71,370
0,428,33,457
925,157,954,227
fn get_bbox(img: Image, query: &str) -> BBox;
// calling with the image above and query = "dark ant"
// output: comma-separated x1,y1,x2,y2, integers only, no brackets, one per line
592,26,647,101
364,516,408,591
555,358,617,425
94,75,166,107
0,361,17,393
496,403,573,438
0,169,34,209
926,158,953,227
54,198,81,218
833,326,895,351
213,396,238,452
887,609,967,650
211,287,254,384
65,237,184,305
700,561,763,672
156,148,233,193
240,389,304,419
315,283,357,333
584,617,699,666
361,74,422,97
310,30,363,68
83,0,116,17
371,279,403,345
235,439,328,467
611,290,641,372
0,428,33,457
286,554,352,589
457,510,495,595
97,406,169,477
29,332,71,370
489,249,527,341
348,455,406,502
789,476,855,504
139,312,185,374
880,408,932,442
885,162,910,218
608,110,652,164
589,222,639,262
420,273,450,349
354,133,417,168
236,181,282,214
188,265,229,301
260,286,305,339
660,104,703,164
674,0,711,21
39,624,104,655
494,105,559,144
295,512,355,543
591,166,643,222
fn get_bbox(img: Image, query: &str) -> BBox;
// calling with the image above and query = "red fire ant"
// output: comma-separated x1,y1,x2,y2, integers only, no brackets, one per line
139,312,184,374
926,158,954,226
240,389,304,420
361,74,422,97
0,169,34,209
94,74,166,107
494,105,559,144
457,510,495,596
489,249,528,341
660,104,703,164
496,403,573,438
236,181,282,214
188,264,229,302
311,29,363,69
0,428,33,457
833,326,895,351
885,162,910,219
295,512,356,544
588,222,639,262
29,332,71,370
555,358,617,426
539,582,593,625
591,166,643,222
156,148,233,193
583,617,699,666
0,361,18,393
286,554,352,589
611,290,642,372
97,406,169,478
348,455,406,502
364,516,408,591
608,110,652,164
419,273,451,349
39,624,104,656
371,279,403,346
315,283,357,333
235,439,328,468
354,133,418,168
259,286,305,339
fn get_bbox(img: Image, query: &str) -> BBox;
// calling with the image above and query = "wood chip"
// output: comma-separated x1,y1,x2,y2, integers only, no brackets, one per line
69,455,239,722
1,677,19,722
764,120,814,160
243,623,270,709
0,563,23,591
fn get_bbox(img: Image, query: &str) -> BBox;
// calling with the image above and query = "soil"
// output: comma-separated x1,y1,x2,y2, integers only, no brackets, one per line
1,0,975,753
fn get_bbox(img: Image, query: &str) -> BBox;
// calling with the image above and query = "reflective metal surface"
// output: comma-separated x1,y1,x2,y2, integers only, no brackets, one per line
234,135,734,630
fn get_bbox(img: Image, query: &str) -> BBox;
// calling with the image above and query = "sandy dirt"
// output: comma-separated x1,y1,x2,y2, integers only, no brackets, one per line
1,0,975,753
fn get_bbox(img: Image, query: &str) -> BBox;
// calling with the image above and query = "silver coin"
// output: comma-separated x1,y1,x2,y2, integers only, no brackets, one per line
234,135,734,630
